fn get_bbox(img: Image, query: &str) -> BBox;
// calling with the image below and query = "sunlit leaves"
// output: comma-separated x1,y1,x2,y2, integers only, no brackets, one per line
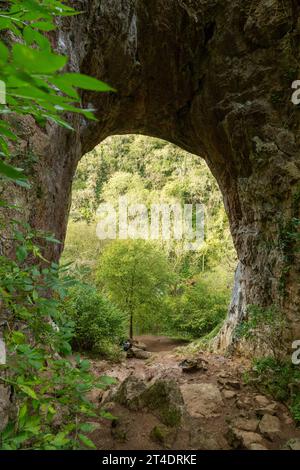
0,0,114,182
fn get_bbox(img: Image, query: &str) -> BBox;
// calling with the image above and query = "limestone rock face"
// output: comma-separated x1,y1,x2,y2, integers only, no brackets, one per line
4,0,300,350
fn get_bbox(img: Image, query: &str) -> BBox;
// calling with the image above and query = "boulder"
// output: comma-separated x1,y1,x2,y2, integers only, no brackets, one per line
258,414,281,441
113,376,184,427
256,403,278,416
142,379,184,427
233,417,259,432
190,428,222,450
180,383,223,418
223,390,237,400
132,347,152,360
255,395,271,407
132,340,147,351
113,376,147,410
218,378,241,390
227,427,265,450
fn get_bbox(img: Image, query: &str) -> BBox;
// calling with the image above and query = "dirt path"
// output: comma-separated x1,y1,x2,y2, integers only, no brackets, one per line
135,335,189,352
87,337,300,450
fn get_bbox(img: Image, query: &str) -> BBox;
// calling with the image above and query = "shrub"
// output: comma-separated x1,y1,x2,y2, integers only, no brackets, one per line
65,284,127,358
167,275,230,339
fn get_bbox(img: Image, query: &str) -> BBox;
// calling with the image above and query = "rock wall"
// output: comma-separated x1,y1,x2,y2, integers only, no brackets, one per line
4,0,300,350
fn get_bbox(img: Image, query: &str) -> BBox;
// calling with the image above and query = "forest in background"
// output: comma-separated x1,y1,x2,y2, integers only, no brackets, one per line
61,135,237,358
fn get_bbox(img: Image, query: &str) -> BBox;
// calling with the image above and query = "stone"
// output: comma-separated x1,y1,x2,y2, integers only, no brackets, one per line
255,395,271,407
286,438,300,450
258,414,281,441
132,340,147,351
87,388,104,404
142,379,184,427
223,380,241,390
113,376,147,411
249,443,269,450
190,428,222,450
256,403,278,417
180,383,223,418
233,417,259,432
223,390,237,399
131,347,152,360
227,428,265,450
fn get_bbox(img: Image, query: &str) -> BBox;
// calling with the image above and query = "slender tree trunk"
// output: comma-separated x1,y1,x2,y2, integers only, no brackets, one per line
129,311,133,340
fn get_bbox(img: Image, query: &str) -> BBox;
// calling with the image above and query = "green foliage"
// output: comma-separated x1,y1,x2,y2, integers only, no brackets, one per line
97,239,174,337
165,269,231,339
63,134,237,340
60,220,108,281
0,0,112,185
0,221,115,449
70,135,236,273
245,357,300,425
63,283,127,359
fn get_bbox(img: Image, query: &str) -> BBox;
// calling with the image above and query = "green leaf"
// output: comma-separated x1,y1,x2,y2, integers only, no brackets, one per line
60,73,115,92
0,126,17,141
23,25,50,51
79,423,96,433
16,245,28,263
78,433,96,449
18,403,28,428
19,385,38,400
0,41,9,63
100,410,116,420
11,331,26,345
0,160,28,182
32,21,56,32
0,18,12,31
52,431,70,448
12,44,67,74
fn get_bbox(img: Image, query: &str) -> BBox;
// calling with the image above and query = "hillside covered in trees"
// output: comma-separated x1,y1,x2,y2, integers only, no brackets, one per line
61,135,236,355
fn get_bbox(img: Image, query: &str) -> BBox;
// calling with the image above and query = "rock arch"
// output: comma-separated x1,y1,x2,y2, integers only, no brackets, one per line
14,0,300,350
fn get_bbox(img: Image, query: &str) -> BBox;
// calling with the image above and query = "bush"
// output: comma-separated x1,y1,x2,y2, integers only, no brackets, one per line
65,284,127,359
166,274,230,339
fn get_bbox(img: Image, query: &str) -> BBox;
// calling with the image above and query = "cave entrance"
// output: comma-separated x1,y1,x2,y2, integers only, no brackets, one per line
61,134,237,348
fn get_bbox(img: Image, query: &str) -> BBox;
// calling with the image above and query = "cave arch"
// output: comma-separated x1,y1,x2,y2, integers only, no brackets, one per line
16,0,300,350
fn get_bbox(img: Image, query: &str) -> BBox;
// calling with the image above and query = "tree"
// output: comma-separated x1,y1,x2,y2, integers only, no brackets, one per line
97,240,173,338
